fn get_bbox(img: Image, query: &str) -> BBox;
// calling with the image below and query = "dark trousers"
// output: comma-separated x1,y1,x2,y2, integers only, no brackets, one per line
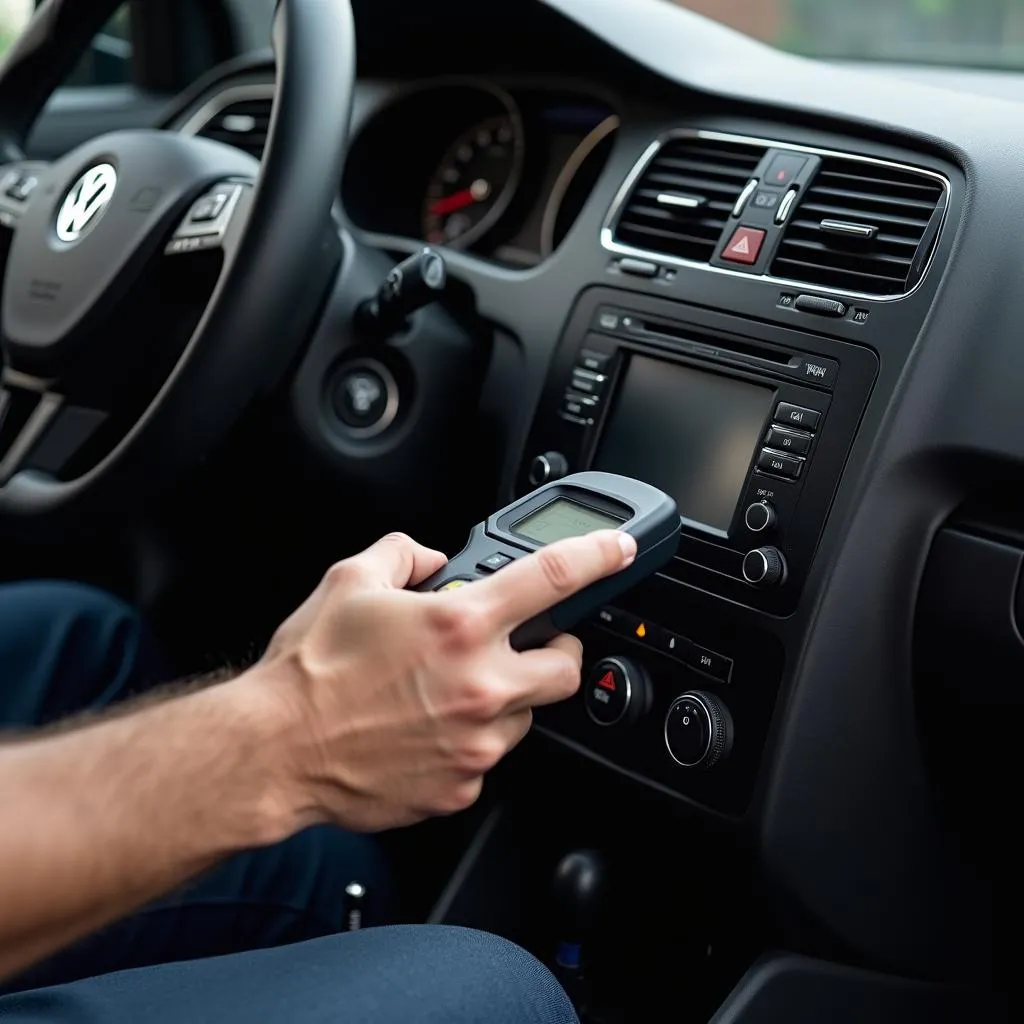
0,582,576,1023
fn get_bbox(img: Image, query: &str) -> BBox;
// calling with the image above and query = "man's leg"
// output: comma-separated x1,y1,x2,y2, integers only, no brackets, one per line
0,926,579,1024
0,582,390,993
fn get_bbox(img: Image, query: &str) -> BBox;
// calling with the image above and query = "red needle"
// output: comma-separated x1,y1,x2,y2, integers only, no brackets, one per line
430,188,477,217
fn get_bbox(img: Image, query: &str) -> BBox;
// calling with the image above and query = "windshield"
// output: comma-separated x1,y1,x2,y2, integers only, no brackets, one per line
670,0,1024,69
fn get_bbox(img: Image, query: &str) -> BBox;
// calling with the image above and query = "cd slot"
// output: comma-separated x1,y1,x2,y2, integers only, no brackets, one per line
629,315,792,367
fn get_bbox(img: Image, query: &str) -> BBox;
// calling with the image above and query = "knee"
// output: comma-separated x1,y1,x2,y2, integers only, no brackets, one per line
0,581,165,721
335,925,578,1023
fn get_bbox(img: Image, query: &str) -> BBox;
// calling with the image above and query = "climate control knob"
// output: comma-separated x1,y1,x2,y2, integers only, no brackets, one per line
529,451,569,487
584,657,651,728
664,691,734,769
744,501,777,533
742,546,786,587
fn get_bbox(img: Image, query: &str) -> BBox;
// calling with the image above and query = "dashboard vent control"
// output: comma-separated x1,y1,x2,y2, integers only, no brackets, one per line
771,157,946,296
612,137,766,263
197,98,273,160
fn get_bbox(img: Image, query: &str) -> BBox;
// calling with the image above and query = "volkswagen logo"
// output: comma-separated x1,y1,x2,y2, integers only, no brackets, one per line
55,163,117,244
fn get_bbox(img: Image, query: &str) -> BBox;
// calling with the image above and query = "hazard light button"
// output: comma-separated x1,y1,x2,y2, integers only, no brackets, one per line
722,226,766,265
584,657,650,727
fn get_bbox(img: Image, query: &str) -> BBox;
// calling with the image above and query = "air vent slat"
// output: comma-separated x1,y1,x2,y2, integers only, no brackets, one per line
771,155,945,296
612,136,767,263
196,96,274,160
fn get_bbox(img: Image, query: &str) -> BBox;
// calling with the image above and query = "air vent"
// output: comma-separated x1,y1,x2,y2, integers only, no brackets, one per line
198,97,273,160
612,136,765,263
771,157,946,296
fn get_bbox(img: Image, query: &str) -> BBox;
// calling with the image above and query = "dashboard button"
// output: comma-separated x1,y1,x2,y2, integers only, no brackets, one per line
758,449,804,479
795,355,839,387
595,606,630,633
618,257,658,278
744,501,778,533
562,392,597,419
570,369,607,396
579,349,613,373
722,226,766,265
795,294,848,318
751,188,781,210
774,402,821,431
686,645,734,684
764,426,812,455
435,578,474,592
477,552,514,574
654,628,690,660
765,153,807,187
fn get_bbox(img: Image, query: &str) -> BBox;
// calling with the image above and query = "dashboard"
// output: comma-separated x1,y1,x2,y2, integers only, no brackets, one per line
155,0,1024,997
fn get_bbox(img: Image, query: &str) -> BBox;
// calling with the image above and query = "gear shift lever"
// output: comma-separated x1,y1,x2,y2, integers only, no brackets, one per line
552,849,608,1016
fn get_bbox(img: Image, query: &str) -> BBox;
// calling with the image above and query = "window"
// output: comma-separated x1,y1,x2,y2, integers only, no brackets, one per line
669,0,1024,68
0,2,132,85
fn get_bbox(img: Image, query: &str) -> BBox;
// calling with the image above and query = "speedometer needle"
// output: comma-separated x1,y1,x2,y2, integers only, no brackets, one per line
429,188,478,217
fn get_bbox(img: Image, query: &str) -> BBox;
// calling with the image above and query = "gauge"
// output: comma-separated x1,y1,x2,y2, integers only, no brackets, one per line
422,113,524,249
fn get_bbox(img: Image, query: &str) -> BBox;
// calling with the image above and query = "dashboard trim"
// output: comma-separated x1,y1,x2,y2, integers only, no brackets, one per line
600,128,951,303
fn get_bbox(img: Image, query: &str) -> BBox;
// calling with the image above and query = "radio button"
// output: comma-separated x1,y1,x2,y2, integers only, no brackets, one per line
774,402,821,431
764,426,812,456
562,392,598,419
579,349,613,373
744,501,778,533
758,448,804,479
686,645,734,684
570,369,608,396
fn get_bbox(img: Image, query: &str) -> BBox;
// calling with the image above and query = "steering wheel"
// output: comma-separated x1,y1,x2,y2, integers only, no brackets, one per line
0,0,353,526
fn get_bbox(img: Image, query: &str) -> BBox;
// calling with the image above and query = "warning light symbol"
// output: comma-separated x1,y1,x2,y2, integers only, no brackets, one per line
597,670,617,692
635,623,647,639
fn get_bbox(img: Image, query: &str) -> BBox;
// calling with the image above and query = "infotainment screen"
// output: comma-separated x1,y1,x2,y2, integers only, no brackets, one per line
593,355,773,536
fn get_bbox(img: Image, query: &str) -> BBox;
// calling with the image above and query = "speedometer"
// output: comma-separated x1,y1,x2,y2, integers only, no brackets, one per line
422,114,524,249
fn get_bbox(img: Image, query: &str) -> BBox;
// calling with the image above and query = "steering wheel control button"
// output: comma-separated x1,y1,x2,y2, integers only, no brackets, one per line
795,294,848,318
665,692,734,769
476,552,514,574
686,645,734,684
722,226,766,265
744,501,777,533
528,451,569,487
166,183,245,254
765,153,807,187
764,426,812,456
189,193,230,223
742,546,787,588
584,657,650,728
331,361,399,440
757,449,803,480
774,402,821,432
5,174,37,203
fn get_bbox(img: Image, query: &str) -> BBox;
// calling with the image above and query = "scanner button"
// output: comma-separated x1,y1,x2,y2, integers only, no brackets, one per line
435,578,474,592
477,552,514,574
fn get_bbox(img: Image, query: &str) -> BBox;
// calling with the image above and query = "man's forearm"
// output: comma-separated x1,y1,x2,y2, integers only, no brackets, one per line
0,674,298,980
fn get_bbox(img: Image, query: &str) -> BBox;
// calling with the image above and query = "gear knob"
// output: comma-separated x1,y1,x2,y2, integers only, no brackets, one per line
552,849,608,940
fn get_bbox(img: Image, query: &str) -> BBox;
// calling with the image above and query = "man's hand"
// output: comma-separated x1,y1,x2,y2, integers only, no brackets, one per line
247,529,637,833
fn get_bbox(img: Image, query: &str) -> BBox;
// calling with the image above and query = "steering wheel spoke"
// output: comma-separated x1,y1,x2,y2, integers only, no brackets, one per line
164,181,251,259
0,160,48,230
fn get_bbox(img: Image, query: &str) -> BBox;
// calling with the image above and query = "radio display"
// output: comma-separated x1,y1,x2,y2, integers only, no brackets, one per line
593,355,773,536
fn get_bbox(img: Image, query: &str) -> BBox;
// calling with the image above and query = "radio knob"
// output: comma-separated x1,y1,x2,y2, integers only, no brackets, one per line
584,657,651,728
529,451,569,487
742,546,786,587
744,501,777,533
664,691,734,769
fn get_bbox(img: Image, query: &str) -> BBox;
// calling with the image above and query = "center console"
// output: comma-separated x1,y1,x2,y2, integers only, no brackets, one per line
524,288,877,815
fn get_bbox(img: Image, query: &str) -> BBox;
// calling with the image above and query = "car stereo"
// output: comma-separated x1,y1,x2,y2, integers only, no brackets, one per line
519,288,877,615
521,289,876,812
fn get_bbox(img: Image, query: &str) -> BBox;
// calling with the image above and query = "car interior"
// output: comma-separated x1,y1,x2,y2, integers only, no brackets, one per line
0,0,1019,1019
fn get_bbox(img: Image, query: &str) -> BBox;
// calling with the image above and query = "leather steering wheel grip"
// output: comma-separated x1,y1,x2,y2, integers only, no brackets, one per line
0,0,355,524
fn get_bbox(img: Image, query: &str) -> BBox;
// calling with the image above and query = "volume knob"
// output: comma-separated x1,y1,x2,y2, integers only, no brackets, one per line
742,546,786,587
529,451,569,487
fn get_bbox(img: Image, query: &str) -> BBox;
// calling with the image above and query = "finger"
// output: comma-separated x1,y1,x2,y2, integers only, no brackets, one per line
505,643,585,712
493,708,534,756
348,533,448,589
466,530,636,634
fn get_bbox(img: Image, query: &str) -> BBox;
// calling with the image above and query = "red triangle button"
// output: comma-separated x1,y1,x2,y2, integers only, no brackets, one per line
597,670,617,692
